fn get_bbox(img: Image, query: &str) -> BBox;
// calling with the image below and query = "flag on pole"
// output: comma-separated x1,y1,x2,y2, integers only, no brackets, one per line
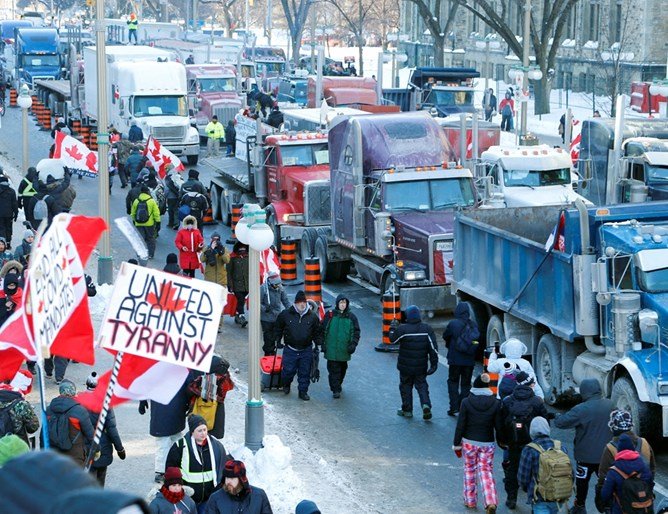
143,136,185,179
465,130,473,159
53,130,99,177
570,119,582,165
544,212,566,252
259,247,281,283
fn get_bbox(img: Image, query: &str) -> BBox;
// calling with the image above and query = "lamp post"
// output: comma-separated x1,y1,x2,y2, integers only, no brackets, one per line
474,34,501,92
508,64,542,143
520,0,531,140
235,203,274,451
17,84,32,173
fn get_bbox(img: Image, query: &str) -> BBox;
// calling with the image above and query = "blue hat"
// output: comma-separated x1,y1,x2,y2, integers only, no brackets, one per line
405,305,421,322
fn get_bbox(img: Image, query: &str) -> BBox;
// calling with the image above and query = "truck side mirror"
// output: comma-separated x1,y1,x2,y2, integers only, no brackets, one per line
638,309,659,345
578,160,592,182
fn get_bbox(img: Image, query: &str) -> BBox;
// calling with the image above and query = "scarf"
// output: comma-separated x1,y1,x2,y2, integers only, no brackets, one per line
160,485,185,504
190,435,218,487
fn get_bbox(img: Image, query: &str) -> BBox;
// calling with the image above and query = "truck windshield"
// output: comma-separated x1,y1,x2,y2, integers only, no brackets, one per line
257,62,285,76
384,178,475,211
647,165,668,182
638,268,668,293
198,78,237,92
132,96,188,117
279,143,329,166
503,167,571,187
21,54,59,67
431,89,473,107
241,65,255,78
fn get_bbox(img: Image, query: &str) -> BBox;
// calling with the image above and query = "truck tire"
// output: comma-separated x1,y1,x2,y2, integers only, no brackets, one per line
315,235,342,282
300,228,317,264
187,155,199,165
380,272,397,296
486,315,505,349
219,188,231,226
466,300,489,348
611,377,658,439
210,185,221,221
535,334,562,405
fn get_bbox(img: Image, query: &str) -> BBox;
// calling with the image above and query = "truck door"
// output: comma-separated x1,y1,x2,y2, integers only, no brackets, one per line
265,146,281,201
364,179,382,246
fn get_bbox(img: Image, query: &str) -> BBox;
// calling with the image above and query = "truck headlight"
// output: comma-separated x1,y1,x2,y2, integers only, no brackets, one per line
188,131,199,143
435,240,453,252
282,213,304,223
658,382,668,395
403,270,426,281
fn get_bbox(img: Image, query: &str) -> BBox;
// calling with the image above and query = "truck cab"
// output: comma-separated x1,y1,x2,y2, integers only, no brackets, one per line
10,28,63,88
479,145,590,207
622,138,668,202
410,67,479,117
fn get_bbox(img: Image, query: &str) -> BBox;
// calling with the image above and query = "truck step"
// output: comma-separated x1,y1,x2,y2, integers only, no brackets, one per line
346,274,381,295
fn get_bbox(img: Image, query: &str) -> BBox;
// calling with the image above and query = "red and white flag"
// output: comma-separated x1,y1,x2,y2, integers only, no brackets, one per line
259,247,281,283
143,136,185,179
570,119,582,165
53,130,98,177
465,130,473,159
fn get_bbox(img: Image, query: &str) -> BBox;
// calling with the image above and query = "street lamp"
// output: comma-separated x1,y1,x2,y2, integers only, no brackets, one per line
474,34,501,91
17,84,32,173
236,203,274,451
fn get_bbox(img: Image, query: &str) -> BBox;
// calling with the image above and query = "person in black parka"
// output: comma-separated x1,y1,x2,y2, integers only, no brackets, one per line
87,408,125,487
389,305,438,420
0,176,18,248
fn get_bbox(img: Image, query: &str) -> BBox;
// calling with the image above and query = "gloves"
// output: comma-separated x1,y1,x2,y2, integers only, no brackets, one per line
182,246,188,251
311,368,320,383
155,222,161,235
389,319,400,329
452,446,462,458
426,365,437,376
117,448,126,460
138,400,148,415
347,344,356,355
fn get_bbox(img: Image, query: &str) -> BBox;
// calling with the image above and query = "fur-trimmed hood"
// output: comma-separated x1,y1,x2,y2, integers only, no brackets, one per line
0,260,23,279
182,215,198,229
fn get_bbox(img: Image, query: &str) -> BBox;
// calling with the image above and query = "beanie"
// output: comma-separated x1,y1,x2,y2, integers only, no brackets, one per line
296,500,321,514
295,290,307,303
166,253,178,264
23,229,34,240
0,434,29,466
405,305,421,322
268,272,281,285
529,416,550,438
515,371,534,386
608,409,633,433
472,373,490,389
59,379,76,397
188,414,207,433
163,466,183,486
617,434,635,453
188,169,199,179
223,460,248,485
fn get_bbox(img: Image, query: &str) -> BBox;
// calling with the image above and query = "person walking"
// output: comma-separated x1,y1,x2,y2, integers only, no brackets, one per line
483,88,497,122
488,338,544,399
128,120,144,142
163,253,181,275
0,377,39,445
227,242,250,327
225,121,236,157
501,371,549,510
553,379,614,514
0,176,18,247
125,146,147,188
205,116,225,158
131,184,161,259
149,467,197,514
389,305,438,420
175,215,204,278
166,415,229,512
443,301,480,416
600,434,653,514
114,136,134,188
87,405,125,487
499,91,515,132
188,356,234,440
205,460,273,514
127,13,139,44
179,169,208,229
274,290,323,401
321,293,360,399
559,114,566,144
165,167,184,230
518,417,574,513
453,373,505,513
17,167,38,223
260,272,291,356
139,380,191,484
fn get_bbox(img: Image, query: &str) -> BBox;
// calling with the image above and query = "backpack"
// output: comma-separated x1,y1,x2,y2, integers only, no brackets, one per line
33,195,50,221
454,321,479,355
527,440,574,502
48,405,78,450
152,183,167,215
607,438,652,468
0,400,18,437
135,198,150,224
507,399,535,445
611,466,653,513
502,103,513,116
181,192,204,218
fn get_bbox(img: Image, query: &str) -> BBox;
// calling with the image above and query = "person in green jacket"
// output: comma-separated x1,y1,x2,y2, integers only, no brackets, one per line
131,185,161,259
205,115,225,158
322,293,360,398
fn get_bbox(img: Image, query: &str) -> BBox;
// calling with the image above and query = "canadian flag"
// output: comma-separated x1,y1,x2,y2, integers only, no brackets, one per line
143,136,185,179
259,247,281,283
465,130,473,159
53,130,99,177
570,119,582,165
77,353,191,412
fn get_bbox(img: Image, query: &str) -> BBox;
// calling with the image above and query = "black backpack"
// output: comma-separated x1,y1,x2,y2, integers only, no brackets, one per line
0,400,18,437
612,466,653,513
135,198,150,223
454,321,479,355
507,399,535,445
48,405,78,450
181,192,204,218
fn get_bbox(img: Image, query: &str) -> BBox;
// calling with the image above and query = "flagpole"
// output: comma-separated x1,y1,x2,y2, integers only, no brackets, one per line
36,362,50,449
85,351,124,471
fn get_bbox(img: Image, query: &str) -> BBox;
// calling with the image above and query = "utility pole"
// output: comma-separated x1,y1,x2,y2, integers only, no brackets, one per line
245,0,250,31
520,0,531,140
266,0,272,45
310,2,317,73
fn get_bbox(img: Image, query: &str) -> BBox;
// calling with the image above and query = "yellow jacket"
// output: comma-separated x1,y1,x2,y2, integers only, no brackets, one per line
206,121,225,140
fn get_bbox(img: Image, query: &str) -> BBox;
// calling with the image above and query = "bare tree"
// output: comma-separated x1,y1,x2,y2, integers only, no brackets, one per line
458,0,579,114
200,0,241,34
279,0,312,65
404,0,459,67
368,0,400,50
326,0,374,74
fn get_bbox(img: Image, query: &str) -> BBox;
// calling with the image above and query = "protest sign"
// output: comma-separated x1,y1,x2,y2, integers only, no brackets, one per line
99,263,225,372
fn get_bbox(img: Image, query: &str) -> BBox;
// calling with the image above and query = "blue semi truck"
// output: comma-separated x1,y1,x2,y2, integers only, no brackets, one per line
3,27,62,88
453,200,668,437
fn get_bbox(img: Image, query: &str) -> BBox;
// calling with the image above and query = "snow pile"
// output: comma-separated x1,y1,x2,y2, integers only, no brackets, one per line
89,283,114,322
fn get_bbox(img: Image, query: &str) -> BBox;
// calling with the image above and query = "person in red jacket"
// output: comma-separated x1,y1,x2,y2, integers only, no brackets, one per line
499,91,515,132
175,215,204,277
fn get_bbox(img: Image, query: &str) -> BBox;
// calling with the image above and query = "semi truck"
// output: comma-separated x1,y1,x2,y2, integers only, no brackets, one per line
310,112,474,313
282,107,370,132
3,27,63,88
83,46,200,164
307,76,379,108
453,201,668,436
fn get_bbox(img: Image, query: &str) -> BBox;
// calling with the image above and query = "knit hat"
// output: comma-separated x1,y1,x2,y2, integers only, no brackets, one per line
0,175,8,184
188,169,199,179
223,460,249,486
515,371,534,386
166,253,178,264
163,467,183,486
296,500,321,514
529,416,550,438
59,379,76,397
0,434,29,466
608,409,633,433
268,272,281,285
405,305,421,322
295,290,307,303
128,258,139,265
188,414,207,433
23,229,34,240
472,373,490,389
617,434,635,453
209,355,230,375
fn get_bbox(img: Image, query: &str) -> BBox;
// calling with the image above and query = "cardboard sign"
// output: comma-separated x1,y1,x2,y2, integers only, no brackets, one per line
99,263,225,372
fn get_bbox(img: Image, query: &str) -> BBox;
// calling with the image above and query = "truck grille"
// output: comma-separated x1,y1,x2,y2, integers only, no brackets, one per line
150,126,186,142
213,106,239,126
304,181,330,226
432,238,454,285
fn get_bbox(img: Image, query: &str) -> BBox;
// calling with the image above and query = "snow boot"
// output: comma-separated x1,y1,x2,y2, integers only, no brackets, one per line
239,314,248,328
569,505,587,514
299,392,310,401
422,405,432,420
397,409,413,418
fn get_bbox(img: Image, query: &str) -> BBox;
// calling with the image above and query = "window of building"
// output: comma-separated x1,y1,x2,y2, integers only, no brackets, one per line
586,1,600,41
613,0,623,42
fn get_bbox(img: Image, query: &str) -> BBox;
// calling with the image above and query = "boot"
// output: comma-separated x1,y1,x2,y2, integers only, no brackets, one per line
422,405,432,420
569,505,587,514
505,497,516,510
239,314,248,328
485,505,497,514
298,392,310,401
282,385,290,395
234,315,241,325
397,409,413,418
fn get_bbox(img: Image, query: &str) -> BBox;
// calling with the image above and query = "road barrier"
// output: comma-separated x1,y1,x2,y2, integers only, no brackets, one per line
483,348,499,395
375,292,401,352
72,119,81,136
43,108,52,131
79,125,90,148
9,89,16,107
230,203,243,239
304,257,322,303
280,238,298,283
89,132,98,151
202,207,216,225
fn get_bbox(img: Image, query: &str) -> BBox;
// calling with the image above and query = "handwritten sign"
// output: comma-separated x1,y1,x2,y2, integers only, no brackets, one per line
99,263,225,372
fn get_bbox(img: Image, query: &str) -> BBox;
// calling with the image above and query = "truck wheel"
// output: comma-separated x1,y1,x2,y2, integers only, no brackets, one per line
486,315,505,349
300,228,317,264
466,300,489,348
210,186,221,221
315,235,341,282
219,188,231,226
536,334,562,405
380,272,397,296
187,155,199,165
611,377,658,439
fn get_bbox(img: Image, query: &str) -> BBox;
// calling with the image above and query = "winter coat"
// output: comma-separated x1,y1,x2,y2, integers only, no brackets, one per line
26,191,58,226
201,244,230,287
165,170,183,200
175,218,204,271
226,123,236,144
266,110,284,129
322,293,360,362
488,339,544,399
166,436,229,504
128,124,144,143
125,185,142,215
13,239,32,267
0,249,13,267
260,282,290,323
180,178,207,197
0,285,22,326
126,151,147,183
142,379,190,438
0,388,39,444
88,409,123,469
601,450,653,514
205,486,273,514
499,97,515,116
149,490,197,514
131,192,161,227
46,396,95,465
553,378,614,463
596,431,656,490
17,172,38,210
453,389,505,446
205,121,225,140
227,252,250,292
501,385,549,446
187,371,234,439
273,305,323,350
0,260,23,281
390,318,438,376
40,174,75,214
0,182,18,219
443,302,479,367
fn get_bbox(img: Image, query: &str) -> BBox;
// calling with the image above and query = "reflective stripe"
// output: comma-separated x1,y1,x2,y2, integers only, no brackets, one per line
179,439,215,484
